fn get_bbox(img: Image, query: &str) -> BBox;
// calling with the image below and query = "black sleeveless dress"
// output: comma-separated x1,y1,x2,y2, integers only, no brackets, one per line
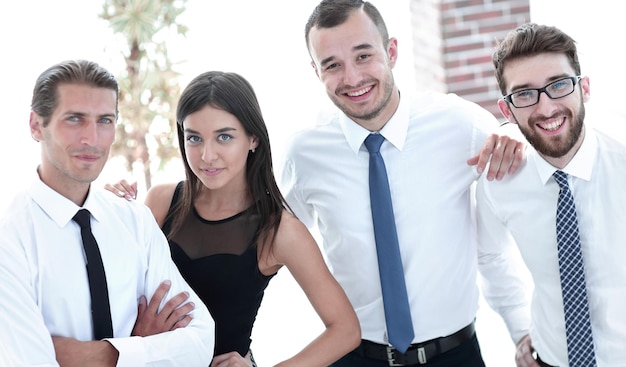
162,182,275,356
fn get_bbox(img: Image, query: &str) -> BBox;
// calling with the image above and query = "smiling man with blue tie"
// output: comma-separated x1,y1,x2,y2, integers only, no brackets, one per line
281,1,532,366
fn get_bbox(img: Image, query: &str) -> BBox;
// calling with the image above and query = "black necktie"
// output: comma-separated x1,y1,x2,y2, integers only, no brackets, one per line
72,209,114,339
364,133,414,353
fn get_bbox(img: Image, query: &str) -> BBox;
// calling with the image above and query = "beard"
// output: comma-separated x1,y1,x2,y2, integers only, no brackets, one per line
330,73,395,122
516,100,585,159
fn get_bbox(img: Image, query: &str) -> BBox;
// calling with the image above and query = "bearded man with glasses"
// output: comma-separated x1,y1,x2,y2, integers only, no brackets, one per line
476,23,626,367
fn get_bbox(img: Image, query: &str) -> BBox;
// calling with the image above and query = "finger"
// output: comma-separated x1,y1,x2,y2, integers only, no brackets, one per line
167,299,194,322
131,295,149,337
474,134,498,175
171,314,193,330
104,181,135,201
160,291,190,319
516,347,530,367
466,154,479,167
515,338,538,367
488,135,515,180
119,180,138,199
496,139,524,179
112,180,135,200
485,135,510,180
136,295,147,319
508,141,525,174
147,280,171,314
104,183,124,197
162,298,194,330
495,137,518,180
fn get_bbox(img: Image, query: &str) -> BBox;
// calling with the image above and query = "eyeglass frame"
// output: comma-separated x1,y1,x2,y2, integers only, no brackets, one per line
502,76,582,108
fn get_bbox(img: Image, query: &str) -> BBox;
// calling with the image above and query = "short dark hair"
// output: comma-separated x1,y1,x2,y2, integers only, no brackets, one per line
304,0,389,52
31,59,119,127
493,23,580,95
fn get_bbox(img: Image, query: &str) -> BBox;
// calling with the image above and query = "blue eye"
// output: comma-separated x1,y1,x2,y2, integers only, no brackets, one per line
217,134,233,142
513,90,536,101
549,80,569,92
186,135,202,143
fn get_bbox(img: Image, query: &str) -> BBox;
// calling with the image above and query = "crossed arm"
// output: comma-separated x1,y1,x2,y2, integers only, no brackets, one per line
52,281,196,367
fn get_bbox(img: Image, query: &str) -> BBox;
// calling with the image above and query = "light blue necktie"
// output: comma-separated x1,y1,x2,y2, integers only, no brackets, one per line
364,133,414,354
553,171,597,367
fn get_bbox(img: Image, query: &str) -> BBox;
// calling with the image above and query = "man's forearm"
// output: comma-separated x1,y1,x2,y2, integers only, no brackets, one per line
52,336,118,367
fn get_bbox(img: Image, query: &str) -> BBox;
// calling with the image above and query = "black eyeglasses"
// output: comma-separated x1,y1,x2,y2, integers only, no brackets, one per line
503,76,582,108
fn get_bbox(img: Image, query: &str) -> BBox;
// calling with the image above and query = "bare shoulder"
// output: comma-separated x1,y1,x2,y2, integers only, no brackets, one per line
276,210,309,240
271,210,318,263
144,182,179,227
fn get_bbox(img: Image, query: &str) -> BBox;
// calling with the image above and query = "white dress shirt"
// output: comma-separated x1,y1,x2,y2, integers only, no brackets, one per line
0,169,215,367
477,127,626,366
281,91,530,345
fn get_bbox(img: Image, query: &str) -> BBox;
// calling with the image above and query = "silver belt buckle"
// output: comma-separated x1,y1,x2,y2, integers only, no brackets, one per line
386,346,403,366
418,346,427,364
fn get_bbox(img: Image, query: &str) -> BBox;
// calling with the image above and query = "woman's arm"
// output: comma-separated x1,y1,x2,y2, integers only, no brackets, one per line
260,211,361,367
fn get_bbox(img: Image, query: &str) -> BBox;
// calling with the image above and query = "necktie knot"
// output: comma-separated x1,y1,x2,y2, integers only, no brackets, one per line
553,170,569,190
73,209,92,230
364,133,385,153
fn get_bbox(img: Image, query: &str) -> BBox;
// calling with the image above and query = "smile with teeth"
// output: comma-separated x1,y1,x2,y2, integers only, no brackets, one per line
538,118,564,131
346,86,372,97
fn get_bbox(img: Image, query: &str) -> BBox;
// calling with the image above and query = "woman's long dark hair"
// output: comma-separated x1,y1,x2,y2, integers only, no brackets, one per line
167,71,291,253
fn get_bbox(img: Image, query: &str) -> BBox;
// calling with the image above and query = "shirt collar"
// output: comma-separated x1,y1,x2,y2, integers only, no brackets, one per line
27,167,105,227
533,126,597,185
339,92,409,154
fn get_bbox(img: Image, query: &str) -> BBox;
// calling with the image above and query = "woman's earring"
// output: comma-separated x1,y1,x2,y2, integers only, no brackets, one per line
251,148,256,153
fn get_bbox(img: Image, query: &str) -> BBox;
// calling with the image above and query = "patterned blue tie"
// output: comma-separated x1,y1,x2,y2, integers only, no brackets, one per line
364,133,414,353
553,171,596,367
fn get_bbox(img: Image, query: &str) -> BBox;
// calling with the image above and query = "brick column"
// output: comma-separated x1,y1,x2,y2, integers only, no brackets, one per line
408,0,446,93
410,0,530,121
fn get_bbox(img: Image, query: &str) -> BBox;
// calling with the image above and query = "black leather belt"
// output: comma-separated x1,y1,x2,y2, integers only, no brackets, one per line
354,322,475,366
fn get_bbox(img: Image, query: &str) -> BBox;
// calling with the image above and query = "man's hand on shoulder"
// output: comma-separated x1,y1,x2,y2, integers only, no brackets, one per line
467,132,525,180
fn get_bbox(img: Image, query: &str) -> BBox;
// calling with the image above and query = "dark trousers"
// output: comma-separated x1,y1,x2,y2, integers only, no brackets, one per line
329,334,485,367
